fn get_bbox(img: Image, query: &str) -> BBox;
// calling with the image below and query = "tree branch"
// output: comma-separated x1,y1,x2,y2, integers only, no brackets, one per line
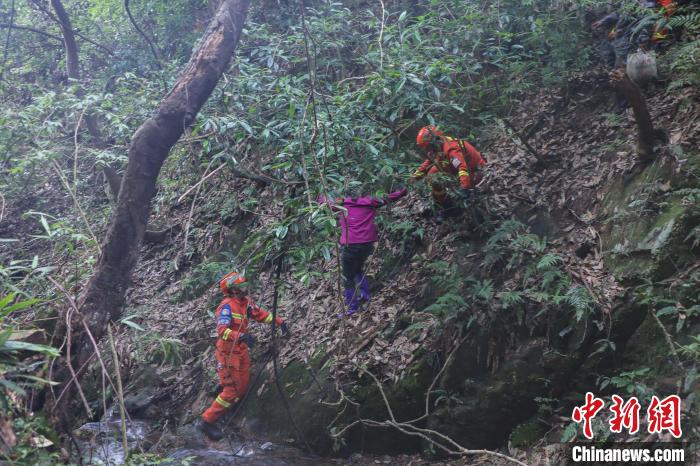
50,0,80,79
334,365,528,466
0,23,62,42
0,0,16,82
124,0,162,67
503,118,545,163
611,70,657,162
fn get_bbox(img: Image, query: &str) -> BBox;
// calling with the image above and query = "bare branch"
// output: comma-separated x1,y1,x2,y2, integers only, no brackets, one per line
124,0,162,67
0,23,62,42
331,365,529,466
0,0,16,82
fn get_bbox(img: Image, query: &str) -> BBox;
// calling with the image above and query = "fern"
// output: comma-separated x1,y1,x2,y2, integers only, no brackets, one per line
663,11,700,33
541,269,569,294
566,286,594,322
423,293,467,317
485,219,526,249
511,233,547,253
536,253,563,270
668,37,700,87
469,279,493,302
498,291,524,309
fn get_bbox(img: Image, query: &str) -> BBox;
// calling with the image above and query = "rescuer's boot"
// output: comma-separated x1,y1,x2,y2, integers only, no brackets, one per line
198,419,224,441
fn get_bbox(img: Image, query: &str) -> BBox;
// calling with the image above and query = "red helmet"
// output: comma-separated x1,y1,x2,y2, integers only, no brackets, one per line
219,271,248,295
416,125,443,149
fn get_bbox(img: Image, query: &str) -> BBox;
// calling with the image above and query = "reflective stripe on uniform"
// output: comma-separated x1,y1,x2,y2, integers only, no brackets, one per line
264,314,273,324
222,329,232,340
414,170,424,178
458,169,469,177
215,396,232,408
231,313,245,320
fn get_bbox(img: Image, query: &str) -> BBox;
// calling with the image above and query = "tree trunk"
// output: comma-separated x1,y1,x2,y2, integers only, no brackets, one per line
612,70,656,162
50,0,80,80
66,0,250,410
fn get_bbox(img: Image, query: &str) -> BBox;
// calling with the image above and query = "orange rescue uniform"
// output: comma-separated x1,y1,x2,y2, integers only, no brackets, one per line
413,137,485,204
201,296,283,424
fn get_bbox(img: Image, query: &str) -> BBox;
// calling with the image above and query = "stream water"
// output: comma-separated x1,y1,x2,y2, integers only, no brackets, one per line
73,413,335,465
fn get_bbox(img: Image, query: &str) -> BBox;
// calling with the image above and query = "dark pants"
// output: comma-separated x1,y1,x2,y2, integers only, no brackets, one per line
341,243,374,289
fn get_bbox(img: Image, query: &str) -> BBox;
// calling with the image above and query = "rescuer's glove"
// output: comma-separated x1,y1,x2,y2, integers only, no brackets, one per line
239,333,256,348
280,322,290,337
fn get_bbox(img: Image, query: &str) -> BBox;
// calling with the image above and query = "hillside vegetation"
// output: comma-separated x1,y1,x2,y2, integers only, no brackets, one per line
0,0,699,464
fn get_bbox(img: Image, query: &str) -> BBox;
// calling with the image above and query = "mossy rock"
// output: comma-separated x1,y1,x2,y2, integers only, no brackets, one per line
427,339,548,450
601,156,699,283
509,417,548,449
242,349,434,455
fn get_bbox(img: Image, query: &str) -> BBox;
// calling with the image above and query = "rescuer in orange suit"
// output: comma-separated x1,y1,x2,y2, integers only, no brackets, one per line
410,125,485,221
198,271,289,441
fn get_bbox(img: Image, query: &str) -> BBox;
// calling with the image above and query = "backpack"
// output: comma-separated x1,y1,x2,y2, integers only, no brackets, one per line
626,50,657,86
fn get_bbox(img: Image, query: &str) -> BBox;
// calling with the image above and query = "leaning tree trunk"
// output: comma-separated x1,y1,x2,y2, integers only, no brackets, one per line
611,69,656,162
49,0,170,244
60,0,250,420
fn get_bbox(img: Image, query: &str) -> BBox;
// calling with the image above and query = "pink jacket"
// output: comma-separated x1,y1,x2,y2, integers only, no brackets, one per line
322,188,408,244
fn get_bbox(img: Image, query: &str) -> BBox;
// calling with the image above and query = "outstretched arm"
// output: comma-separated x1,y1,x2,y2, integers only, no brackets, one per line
248,303,284,327
319,195,343,212
413,158,433,179
369,187,408,208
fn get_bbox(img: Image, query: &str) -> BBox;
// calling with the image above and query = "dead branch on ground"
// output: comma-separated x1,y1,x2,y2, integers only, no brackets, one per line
330,362,527,466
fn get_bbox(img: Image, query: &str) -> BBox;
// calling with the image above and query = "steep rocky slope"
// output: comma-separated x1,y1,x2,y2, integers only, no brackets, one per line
107,67,699,462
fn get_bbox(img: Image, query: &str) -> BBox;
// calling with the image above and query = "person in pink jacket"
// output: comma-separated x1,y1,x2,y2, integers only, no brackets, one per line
322,185,408,316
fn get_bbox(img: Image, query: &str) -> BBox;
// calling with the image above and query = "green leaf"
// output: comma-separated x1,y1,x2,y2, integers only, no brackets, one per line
0,329,12,348
0,294,15,310
13,374,59,386
275,225,289,239
1,341,60,357
408,75,424,85
238,120,253,135
4,298,42,314
40,216,51,236
120,318,145,332
0,379,27,397
561,422,578,442
655,306,678,317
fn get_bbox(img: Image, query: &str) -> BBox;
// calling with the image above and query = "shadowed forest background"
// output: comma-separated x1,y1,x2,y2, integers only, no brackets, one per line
0,0,699,464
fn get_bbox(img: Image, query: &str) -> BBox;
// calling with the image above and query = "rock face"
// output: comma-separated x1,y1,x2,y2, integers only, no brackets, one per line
428,338,548,449
243,353,433,455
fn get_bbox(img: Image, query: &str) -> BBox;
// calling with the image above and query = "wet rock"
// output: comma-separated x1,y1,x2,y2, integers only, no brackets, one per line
124,391,156,415
74,418,151,465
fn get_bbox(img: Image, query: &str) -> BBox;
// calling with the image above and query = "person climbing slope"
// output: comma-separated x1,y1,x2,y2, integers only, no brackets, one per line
410,125,485,222
322,184,408,316
592,0,657,70
198,271,289,441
